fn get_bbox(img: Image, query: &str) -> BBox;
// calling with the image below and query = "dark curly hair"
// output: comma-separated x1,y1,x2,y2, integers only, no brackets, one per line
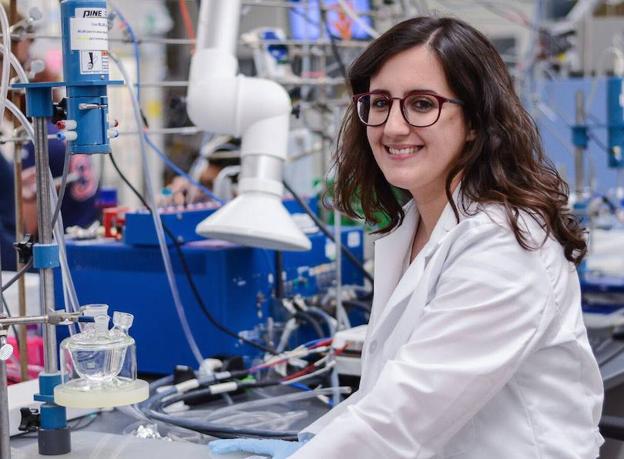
332,16,586,265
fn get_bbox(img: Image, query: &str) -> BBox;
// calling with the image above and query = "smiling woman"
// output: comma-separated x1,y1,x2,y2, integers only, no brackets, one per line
334,16,586,266
292,16,602,459
209,16,603,459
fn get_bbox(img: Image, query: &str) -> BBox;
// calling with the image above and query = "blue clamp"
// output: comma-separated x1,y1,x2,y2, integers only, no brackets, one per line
35,373,67,430
12,82,64,118
33,243,60,269
572,125,588,149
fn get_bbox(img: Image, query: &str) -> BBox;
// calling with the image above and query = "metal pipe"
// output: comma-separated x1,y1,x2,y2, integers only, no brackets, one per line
575,90,586,199
19,33,195,46
9,0,28,384
33,118,57,373
14,146,28,383
0,352,9,459
0,311,83,328
0,314,49,327
0,257,9,459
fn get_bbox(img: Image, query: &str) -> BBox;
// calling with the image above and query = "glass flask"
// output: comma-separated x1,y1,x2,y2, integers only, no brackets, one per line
55,308,148,408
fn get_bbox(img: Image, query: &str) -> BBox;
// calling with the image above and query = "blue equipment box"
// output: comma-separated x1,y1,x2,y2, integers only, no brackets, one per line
54,226,365,374
123,198,318,246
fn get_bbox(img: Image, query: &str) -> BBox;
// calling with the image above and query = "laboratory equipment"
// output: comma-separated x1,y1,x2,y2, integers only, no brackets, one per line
288,0,374,41
0,312,94,456
53,226,365,374
8,0,125,454
187,0,311,251
55,309,148,409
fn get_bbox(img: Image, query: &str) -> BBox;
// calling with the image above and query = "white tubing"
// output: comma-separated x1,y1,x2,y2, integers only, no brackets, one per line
0,44,29,83
0,6,11,120
190,386,351,422
110,51,204,365
5,99,33,139
6,98,81,327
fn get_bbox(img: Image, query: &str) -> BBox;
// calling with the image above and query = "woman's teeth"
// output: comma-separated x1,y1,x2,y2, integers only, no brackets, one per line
387,146,423,155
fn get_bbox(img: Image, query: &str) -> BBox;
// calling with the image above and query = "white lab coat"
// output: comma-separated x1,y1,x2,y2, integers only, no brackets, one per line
291,194,604,459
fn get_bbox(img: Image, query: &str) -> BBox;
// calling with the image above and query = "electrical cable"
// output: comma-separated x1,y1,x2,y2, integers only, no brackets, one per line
295,310,324,339
50,144,72,228
111,51,205,365
143,134,224,205
282,179,373,286
110,5,223,205
1,260,33,293
142,382,299,440
319,7,348,81
108,153,276,355
334,0,380,39
342,298,371,313
178,0,196,42
0,91,82,324
110,3,141,103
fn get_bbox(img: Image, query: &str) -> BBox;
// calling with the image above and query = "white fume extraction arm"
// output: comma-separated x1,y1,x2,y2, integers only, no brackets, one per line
187,0,311,251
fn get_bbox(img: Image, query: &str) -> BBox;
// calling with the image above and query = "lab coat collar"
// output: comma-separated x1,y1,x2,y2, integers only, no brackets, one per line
371,186,473,331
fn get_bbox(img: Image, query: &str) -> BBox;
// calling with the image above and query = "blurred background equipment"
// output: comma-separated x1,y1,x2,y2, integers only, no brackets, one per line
5,1,624,458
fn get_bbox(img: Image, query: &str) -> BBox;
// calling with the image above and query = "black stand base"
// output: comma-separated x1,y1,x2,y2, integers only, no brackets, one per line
38,427,71,455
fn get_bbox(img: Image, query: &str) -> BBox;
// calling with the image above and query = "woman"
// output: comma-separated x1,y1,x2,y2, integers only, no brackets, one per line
211,16,603,459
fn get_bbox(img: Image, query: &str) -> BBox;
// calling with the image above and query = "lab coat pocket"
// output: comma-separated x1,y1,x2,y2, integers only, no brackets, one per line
440,419,478,458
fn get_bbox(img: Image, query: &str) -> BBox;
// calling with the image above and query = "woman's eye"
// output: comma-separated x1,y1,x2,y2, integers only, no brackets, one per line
409,97,435,112
371,97,389,109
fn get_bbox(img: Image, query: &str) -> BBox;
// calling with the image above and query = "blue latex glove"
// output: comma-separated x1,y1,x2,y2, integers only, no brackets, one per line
209,438,304,459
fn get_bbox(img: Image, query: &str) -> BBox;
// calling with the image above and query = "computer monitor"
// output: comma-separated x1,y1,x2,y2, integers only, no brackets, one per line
289,0,374,41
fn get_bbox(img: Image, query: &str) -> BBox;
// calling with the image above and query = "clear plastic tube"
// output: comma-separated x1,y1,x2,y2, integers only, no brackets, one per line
6,97,82,328
53,185,81,317
0,44,29,83
5,100,33,139
197,409,308,431
0,5,12,119
109,51,204,364
190,386,351,423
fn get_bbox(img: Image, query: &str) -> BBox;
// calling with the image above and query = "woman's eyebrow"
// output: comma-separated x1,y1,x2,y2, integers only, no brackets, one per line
406,88,441,95
367,88,441,95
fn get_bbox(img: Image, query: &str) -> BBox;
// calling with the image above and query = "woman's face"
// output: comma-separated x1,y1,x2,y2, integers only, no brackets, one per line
366,45,470,200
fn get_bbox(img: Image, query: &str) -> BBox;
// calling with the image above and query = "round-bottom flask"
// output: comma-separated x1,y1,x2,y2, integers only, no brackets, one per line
55,310,148,408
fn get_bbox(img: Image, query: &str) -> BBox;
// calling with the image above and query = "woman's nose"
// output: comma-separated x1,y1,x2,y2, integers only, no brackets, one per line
384,101,411,137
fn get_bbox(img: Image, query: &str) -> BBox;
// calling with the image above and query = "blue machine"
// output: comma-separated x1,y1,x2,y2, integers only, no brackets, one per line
11,1,121,454
536,77,624,310
54,219,365,374
59,0,120,153
536,77,624,193
607,78,624,169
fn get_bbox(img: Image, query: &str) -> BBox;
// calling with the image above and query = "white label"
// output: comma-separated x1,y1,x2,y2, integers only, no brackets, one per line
80,50,108,74
347,231,361,248
75,8,107,19
325,241,336,260
70,8,108,51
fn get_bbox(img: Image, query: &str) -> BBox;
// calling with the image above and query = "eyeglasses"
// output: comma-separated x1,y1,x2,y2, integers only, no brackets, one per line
353,91,464,128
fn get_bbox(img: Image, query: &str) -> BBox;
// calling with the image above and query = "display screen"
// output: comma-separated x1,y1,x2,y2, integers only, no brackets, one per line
289,0,374,41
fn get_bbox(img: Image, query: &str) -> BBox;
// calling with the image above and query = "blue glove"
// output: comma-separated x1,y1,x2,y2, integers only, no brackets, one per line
209,438,304,459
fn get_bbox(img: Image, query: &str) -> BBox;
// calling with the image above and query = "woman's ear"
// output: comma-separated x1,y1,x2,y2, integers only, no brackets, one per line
466,129,476,142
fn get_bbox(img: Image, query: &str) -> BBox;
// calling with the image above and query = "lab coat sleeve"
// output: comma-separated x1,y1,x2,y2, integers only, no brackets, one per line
290,221,558,459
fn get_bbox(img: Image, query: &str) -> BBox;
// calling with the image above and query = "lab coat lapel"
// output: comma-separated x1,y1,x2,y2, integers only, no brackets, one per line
368,201,418,329
369,192,463,337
